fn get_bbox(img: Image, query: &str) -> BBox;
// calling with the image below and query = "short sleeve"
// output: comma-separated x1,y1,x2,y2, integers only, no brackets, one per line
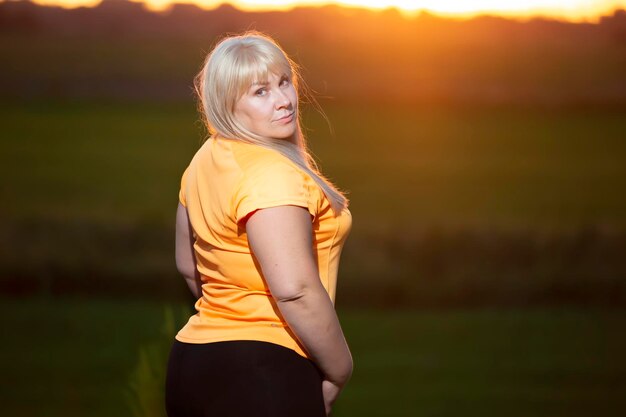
178,167,189,208
233,159,318,225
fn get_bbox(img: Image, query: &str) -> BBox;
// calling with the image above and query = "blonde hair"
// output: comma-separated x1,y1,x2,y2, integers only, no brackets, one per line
193,30,349,215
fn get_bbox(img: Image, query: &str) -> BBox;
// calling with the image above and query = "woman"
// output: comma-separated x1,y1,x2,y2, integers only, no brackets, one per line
165,31,353,417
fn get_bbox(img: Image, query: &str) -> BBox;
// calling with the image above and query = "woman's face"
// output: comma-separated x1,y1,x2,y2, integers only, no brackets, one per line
234,71,298,140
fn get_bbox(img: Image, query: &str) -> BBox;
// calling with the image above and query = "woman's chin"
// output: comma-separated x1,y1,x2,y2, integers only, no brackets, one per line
270,128,297,141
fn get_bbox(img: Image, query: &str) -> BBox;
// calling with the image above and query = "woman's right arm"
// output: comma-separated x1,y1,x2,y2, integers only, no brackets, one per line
245,205,353,393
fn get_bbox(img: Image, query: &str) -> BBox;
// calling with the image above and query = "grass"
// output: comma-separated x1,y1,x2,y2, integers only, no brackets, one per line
1,100,625,230
1,100,625,306
0,296,624,417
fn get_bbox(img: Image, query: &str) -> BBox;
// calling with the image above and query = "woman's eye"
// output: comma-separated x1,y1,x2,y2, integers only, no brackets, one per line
280,78,289,86
255,88,266,96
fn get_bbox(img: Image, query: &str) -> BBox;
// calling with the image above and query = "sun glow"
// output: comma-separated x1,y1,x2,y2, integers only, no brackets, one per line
28,0,626,22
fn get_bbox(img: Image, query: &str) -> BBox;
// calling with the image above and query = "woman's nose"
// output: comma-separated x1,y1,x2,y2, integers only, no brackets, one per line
274,89,290,109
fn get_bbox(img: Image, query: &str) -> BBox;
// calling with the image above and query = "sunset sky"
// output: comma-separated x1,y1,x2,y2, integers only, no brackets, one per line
28,0,626,21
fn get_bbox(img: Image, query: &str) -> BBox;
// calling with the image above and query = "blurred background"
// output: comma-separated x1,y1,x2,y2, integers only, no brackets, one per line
1,0,625,416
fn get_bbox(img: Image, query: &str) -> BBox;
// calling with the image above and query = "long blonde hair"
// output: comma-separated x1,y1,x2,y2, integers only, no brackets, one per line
193,30,349,215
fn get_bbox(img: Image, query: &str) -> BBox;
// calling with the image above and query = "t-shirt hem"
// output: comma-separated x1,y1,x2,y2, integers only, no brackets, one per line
175,330,309,359
237,198,315,224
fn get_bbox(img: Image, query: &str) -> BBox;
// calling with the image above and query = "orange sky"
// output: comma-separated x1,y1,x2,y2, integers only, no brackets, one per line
29,0,626,22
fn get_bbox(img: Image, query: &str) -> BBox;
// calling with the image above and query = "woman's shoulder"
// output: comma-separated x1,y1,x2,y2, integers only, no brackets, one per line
188,137,284,173
227,140,308,182
228,140,287,169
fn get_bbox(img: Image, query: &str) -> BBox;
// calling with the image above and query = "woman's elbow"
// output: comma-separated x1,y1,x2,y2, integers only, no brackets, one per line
274,286,309,303
271,278,323,304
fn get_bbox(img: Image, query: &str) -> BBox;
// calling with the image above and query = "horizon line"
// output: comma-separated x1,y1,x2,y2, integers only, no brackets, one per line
17,0,626,23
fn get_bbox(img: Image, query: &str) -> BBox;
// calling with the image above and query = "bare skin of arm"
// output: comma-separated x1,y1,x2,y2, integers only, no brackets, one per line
175,202,202,299
245,205,353,415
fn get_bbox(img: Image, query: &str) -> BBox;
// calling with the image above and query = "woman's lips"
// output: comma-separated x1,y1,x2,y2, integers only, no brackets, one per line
275,111,295,123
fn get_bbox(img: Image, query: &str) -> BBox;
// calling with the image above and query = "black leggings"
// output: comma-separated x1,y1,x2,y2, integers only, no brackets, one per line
165,339,326,417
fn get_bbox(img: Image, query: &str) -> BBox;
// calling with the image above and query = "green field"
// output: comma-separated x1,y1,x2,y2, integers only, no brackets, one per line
2,100,625,230
1,296,624,417
1,100,625,305
1,99,626,415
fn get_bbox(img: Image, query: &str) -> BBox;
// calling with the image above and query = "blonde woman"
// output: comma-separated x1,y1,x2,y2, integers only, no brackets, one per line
165,31,353,417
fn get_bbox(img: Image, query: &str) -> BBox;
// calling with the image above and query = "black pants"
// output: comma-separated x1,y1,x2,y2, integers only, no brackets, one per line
165,339,326,417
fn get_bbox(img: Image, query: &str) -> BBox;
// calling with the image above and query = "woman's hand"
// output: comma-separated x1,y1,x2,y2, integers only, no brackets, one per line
322,379,343,416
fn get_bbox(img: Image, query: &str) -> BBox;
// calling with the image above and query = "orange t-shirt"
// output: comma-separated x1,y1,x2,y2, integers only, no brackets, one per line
175,136,352,359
